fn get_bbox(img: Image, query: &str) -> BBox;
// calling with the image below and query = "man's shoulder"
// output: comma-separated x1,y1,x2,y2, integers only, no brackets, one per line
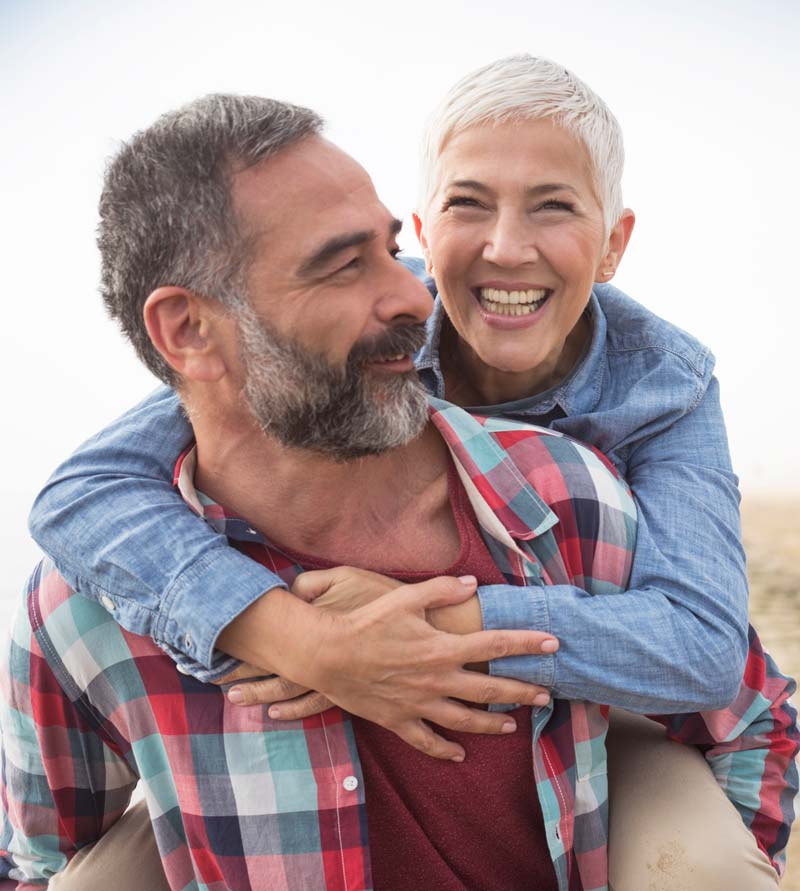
20,560,155,694
472,413,623,479
593,283,714,381
431,402,634,523
474,416,634,523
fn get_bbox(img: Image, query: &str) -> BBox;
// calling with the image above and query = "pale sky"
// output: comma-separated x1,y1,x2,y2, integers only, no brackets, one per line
1,0,798,610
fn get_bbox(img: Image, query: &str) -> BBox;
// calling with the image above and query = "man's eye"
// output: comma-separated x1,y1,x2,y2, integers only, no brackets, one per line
335,257,361,274
390,247,403,260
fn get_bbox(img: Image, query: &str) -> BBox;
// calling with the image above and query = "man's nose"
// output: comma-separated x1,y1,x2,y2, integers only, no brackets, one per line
482,211,539,269
375,258,434,325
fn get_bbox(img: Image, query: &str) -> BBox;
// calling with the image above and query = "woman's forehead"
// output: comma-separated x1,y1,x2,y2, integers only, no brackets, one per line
435,119,596,193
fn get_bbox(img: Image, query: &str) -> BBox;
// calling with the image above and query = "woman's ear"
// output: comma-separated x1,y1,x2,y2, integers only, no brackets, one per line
143,287,231,382
413,213,434,275
596,209,636,282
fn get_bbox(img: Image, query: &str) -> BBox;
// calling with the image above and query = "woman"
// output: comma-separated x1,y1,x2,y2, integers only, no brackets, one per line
28,57,788,888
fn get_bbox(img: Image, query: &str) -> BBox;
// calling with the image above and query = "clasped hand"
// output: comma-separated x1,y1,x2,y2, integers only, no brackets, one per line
216,567,557,762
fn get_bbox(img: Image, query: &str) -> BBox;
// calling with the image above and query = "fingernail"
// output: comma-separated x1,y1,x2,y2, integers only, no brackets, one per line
228,688,244,704
534,693,550,706
458,575,477,587
451,753,465,763
268,706,281,718
501,721,517,733
541,639,559,653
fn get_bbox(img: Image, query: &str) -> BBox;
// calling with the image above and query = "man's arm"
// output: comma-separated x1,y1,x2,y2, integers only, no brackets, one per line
649,626,799,878
0,568,138,888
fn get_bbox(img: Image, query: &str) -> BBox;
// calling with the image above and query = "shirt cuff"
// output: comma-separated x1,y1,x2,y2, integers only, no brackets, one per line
155,545,288,672
478,583,556,687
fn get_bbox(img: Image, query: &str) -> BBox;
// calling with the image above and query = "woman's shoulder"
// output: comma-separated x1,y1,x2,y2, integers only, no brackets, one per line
593,283,713,381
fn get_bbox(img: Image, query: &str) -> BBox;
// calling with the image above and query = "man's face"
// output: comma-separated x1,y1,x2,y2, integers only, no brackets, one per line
228,138,434,459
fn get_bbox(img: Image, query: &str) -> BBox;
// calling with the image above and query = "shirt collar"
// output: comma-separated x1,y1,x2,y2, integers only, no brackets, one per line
427,397,558,545
174,446,267,545
174,396,558,557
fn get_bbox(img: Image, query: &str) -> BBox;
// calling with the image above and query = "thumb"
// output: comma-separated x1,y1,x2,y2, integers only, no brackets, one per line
399,575,478,611
292,568,340,602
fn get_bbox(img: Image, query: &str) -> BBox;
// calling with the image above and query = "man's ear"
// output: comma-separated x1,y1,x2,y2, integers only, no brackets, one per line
412,213,434,275
143,287,231,382
595,209,636,283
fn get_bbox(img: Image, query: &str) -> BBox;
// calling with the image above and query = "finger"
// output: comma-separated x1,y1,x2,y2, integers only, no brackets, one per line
427,700,531,735
213,662,269,686
449,671,551,708
395,719,466,762
457,629,560,664
228,675,312,706
393,575,478,612
268,692,334,721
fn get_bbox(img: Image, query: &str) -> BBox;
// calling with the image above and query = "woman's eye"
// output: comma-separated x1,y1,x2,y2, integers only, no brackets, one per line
538,199,575,212
442,196,483,210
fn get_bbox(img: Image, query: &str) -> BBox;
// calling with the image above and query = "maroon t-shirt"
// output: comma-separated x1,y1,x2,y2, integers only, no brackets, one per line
280,461,558,890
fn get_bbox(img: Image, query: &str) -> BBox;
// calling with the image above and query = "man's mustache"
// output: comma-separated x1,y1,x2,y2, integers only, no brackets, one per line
347,323,428,367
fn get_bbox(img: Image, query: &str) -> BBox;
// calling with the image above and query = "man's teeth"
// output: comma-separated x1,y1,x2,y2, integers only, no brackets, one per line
479,287,548,316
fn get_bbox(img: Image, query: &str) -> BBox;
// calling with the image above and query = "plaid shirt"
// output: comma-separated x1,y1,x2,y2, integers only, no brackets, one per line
1,400,797,890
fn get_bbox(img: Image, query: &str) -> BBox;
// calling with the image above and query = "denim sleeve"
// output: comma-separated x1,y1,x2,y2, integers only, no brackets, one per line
480,377,749,713
27,387,287,676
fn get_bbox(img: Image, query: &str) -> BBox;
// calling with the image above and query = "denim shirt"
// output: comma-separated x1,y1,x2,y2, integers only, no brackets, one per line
28,263,749,712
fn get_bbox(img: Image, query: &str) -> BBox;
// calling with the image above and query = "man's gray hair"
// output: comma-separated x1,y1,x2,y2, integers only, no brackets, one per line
417,55,625,233
98,94,324,385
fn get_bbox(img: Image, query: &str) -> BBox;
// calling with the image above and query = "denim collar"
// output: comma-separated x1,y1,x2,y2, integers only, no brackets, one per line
415,288,608,416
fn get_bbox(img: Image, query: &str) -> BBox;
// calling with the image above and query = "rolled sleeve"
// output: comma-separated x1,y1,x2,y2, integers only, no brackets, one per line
155,545,288,675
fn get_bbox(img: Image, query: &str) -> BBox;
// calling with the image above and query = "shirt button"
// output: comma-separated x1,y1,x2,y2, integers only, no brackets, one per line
100,595,115,612
342,775,359,792
176,663,192,675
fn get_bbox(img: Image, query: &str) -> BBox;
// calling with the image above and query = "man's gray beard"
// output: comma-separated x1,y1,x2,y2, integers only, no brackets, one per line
236,307,430,461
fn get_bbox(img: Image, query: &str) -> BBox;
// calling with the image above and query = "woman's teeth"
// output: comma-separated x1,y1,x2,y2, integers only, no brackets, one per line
479,287,548,316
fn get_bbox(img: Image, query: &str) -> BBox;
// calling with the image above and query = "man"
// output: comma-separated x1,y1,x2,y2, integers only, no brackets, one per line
1,95,796,891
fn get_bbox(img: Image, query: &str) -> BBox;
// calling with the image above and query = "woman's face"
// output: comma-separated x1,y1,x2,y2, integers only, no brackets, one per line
417,118,632,399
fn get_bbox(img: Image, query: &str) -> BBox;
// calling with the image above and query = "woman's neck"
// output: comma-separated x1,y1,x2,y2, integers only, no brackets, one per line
440,316,590,408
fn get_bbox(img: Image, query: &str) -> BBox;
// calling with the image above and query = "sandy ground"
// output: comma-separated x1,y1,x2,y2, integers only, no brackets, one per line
742,498,800,889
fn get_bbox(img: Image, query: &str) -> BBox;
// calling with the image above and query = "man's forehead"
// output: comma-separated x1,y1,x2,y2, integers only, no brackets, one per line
231,136,378,228
230,137,398,277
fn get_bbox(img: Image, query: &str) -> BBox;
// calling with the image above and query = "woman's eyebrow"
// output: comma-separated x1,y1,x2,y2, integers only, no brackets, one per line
525,183,578,197
444,179,578,196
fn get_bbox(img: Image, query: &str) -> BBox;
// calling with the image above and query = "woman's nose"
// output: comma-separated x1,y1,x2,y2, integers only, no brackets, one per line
482,212,538,268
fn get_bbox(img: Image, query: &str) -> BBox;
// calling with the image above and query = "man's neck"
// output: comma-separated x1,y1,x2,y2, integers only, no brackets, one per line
191,411,458,570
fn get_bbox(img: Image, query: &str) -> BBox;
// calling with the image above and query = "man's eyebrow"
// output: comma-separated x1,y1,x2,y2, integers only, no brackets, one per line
297,218,403,278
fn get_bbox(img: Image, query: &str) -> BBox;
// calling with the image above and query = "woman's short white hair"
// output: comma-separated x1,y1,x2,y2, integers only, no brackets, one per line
418,55,625,233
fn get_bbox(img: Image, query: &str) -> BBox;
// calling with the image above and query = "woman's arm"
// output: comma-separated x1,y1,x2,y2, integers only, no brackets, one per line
478,376,749,712
27,387,288,678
